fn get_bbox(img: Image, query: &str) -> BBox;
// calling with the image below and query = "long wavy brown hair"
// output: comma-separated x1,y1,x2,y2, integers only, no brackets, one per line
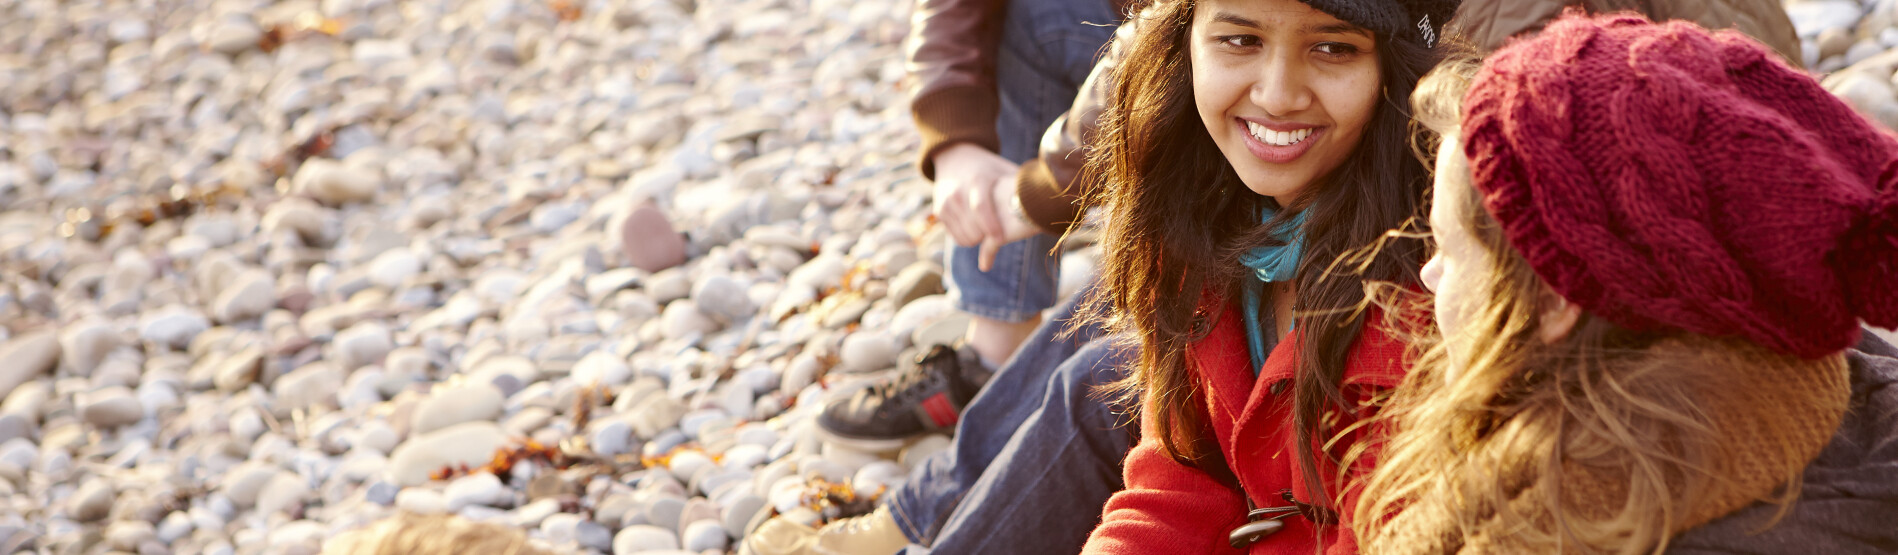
1351,56,1851,554
1088,0,1441,517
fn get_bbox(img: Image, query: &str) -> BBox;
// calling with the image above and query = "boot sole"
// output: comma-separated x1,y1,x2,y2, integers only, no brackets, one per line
812,423,918,452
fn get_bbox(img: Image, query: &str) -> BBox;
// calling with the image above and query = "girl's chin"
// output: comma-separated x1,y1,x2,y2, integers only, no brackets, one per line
1238,173,1311,202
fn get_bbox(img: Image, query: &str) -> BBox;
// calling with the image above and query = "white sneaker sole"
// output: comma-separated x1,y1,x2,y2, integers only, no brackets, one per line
812,424,915,453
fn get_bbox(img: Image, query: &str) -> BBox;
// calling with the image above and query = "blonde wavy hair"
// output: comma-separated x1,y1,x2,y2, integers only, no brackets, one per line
1349,57,1847,554
322,513,554,555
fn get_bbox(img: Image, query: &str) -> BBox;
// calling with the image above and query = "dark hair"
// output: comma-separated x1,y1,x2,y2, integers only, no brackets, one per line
1090,0,1441,517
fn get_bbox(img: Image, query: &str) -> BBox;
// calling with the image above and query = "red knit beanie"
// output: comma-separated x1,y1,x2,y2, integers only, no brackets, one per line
1462,12,1898,358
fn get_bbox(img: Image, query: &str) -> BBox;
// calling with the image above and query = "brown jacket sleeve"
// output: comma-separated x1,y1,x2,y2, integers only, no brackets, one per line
1450,0,1804,68
907,0,1008,180
1015,15,1138,235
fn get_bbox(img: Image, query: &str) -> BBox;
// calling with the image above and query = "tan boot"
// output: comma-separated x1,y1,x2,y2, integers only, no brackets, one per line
742,515,822,555
813,506,909,554
741,507,909,555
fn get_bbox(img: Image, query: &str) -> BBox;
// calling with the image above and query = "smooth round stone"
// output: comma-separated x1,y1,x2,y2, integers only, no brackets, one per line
60,320,119,375
903,304,964,345
660,300,719,339
334,321,394,369
353,422,399,455
213,270,276,323
157,510,195,543
410,381,504,436
851,461,906,496
822,443,883,470
722,494,767,538
444,472,510,511
338,451,388,482
591,420,634,456
365,481,399,506
628,395,688,439
230,410,266,443
788,254,847,291
219,464,281,509
667,450,715,482
800,458,852,484
612,524,681,554
541,512,586,544
645,496,686,532
729,425,777,450
273,362,344,411
468,356,539,392
838,330,898,373
79,386,143,428
679,409,732,439
367,248,421,288
0,439,35,469
395,488,447,515
695,469,753,499
0,332,58,398
621,201,687,273
0,415,32,446
576,520,614,551
386,421,509,486
645,269,691,305
69,480,115,522
780,354,819,393
572,351,633,387
293,158,381,206
887,262,944,308
722,444,771,471
267,520,326,553
681,519,728,551
105,520,156,551
206,18,262,54
899,434,952,470
210,347,264,393
510,498,561,527
691,274,752,323
595,494,640,527
255,473,312,516
767,476,807,514
138,306,210,349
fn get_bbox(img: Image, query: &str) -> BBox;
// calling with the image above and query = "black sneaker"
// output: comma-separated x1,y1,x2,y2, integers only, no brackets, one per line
815,344,991,451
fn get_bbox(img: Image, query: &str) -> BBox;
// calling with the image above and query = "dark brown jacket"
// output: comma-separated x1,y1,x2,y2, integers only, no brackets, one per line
910,0,1802,235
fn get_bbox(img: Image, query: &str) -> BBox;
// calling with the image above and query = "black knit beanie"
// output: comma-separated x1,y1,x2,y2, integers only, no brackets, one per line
1302,0,1460,48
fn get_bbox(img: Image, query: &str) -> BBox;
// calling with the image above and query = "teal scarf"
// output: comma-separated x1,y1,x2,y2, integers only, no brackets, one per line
1238,208,1307,373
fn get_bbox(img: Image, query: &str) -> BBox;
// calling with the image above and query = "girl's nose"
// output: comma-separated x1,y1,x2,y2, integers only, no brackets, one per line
1250,54,1312,116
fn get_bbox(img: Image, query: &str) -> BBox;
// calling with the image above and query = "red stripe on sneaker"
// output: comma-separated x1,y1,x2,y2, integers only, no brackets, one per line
920,393,958,428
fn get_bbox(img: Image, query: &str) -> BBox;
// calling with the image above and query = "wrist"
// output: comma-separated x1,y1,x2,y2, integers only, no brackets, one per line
933,142,988,167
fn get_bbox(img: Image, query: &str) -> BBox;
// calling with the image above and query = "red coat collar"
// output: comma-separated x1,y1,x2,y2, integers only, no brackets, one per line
1190,298,1409,422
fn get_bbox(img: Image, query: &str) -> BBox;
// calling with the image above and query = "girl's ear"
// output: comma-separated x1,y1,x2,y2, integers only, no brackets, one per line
1536,290,1583,344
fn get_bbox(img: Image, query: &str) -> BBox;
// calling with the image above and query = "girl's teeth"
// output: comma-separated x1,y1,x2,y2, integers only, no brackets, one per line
1247,122,1311,147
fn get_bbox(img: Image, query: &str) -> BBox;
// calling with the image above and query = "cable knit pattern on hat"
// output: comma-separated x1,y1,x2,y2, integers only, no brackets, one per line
1461,12,1898,358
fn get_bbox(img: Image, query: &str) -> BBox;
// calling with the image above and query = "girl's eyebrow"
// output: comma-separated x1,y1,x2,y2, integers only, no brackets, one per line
1304,22,1371,38
1210,12,1262,29
1208,12,1371,39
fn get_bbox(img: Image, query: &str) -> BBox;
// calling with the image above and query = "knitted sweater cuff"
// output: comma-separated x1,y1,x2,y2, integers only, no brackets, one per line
912,85,1001,180
1016,158,1083,235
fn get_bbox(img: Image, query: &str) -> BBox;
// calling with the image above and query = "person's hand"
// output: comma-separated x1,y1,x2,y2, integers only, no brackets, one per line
930,143,1044,272
976,186,1043,272
932,142,1018,248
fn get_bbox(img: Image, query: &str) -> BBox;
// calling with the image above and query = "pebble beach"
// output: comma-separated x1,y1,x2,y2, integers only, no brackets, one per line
0,0,1891,553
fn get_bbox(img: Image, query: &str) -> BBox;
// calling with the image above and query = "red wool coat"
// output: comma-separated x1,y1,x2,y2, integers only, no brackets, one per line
1083,300,1409,555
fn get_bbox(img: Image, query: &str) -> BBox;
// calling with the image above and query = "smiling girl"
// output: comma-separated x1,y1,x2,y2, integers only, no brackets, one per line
1081,0,1456,553
1358,13,1898,553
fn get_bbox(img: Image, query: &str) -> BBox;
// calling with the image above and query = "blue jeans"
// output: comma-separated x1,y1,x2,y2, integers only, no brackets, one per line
889,278,1137,553
943,0,1118,323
